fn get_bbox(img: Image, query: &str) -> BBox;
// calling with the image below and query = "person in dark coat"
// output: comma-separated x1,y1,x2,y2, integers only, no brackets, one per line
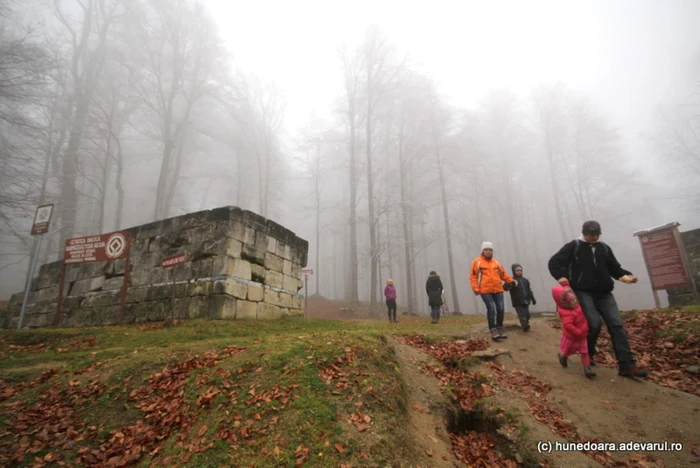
425,271,444,324
509,263,536,332
548,220,647,378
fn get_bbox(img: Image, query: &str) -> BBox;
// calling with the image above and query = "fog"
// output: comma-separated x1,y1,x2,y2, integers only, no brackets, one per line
1,0,699,314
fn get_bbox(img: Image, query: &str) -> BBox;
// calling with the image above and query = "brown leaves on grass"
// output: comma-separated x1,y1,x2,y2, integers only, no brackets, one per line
0,344,247,467
0,376,105,466
549,309,700,396
450,431,518,468
0,369,58,402
347,412,371,432
319,347,358,391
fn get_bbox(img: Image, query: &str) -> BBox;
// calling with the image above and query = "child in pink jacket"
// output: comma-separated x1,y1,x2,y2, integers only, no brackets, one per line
552,285,595,378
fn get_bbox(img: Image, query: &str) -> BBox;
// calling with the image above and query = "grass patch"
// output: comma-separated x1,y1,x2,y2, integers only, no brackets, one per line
1,315,472,466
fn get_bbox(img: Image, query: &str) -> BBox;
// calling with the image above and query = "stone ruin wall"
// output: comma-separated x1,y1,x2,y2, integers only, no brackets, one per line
1,207,309,328
667,227,700,306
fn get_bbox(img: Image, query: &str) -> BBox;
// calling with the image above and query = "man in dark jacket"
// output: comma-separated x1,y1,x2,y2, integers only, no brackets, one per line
425,271,444,324
548,220,647,378
509,263,536,332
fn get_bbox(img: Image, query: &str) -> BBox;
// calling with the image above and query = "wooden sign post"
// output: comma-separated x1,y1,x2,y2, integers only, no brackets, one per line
633,222,699,308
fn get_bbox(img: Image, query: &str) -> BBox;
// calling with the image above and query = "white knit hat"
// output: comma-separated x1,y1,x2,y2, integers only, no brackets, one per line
481,241,493,251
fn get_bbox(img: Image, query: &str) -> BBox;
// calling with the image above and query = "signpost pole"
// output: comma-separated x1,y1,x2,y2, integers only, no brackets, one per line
119,235,132,325
55,262,66,326
18,236,42,329
304,274,308,317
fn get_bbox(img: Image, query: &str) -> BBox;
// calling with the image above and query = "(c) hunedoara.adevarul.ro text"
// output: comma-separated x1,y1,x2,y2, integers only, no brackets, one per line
537,441,684,454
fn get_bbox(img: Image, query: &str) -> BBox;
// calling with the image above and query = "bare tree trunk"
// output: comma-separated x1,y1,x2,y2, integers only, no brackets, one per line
397,136,416,313
434,142,460,313
114,140,125,231
365,68,378,313
348,115,359,303
315,142,322,295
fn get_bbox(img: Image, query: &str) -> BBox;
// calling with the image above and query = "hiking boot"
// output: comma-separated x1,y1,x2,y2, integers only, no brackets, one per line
490,328,501,341
497,328,507,338
522,324,530,332
589,359,596,367
584,366,596,378
558,352,568,368
619,367,648,378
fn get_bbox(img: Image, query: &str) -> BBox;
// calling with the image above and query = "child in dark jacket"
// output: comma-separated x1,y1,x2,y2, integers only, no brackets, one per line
509,263,536,332
552,285,596,378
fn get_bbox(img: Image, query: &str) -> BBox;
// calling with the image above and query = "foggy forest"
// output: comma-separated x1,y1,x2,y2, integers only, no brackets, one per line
1,0,699,315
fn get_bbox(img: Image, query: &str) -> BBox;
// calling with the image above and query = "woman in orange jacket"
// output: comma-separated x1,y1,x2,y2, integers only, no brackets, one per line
470,241,515,341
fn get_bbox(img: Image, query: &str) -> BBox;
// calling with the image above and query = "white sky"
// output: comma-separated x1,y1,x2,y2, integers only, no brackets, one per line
205,0,700,152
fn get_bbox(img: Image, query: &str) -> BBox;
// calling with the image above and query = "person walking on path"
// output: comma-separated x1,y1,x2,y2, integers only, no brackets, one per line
548,220,648,378
509,263,537,332
425,271,444,324
384,279,398,323
552,284,596,378
470,242,516,341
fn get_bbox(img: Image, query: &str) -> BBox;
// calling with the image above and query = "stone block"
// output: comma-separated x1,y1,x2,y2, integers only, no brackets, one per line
283,260,293,276
80,292,119,308
292,294,304,310
251,264,266,283
237,300,258,319
136,220,162,240
171,297,189,319
29,285,59,304
170,263,192,282
213,278,248,300
288,308,304,317
266,271,284,289
225,239,243,258
9,293,23,307
247,283,264,302
22,313,52,328
291,263,301,278
264,253,284,273
31,274,54,291
37,261,62,279
126,286,148,303
70,276,105,296
230,222,255,245
279,292,293,308
208,295,237,319
103,277,124,291
242,242,266,267
264,289,282,307
283,275,301,293
267,236,276,253
231,259,252,280
188,280,211,296
133,252,161,271
275,242,287,259
257,303,282,320
188,296,210,319
191,258,213,278
145,283,173,301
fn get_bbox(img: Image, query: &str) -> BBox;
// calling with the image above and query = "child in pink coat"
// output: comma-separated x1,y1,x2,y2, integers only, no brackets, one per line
384,279,398,323
552,285,596,378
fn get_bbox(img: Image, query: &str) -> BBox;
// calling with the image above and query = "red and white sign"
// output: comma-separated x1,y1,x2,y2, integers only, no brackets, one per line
64,232,131,264
301,269,314,276
31,204,54,235
638,229,690,290
162,253,187,269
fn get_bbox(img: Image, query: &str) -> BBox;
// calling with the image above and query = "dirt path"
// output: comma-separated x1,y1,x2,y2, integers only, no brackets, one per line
468,318,700,467
388,337,460,468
